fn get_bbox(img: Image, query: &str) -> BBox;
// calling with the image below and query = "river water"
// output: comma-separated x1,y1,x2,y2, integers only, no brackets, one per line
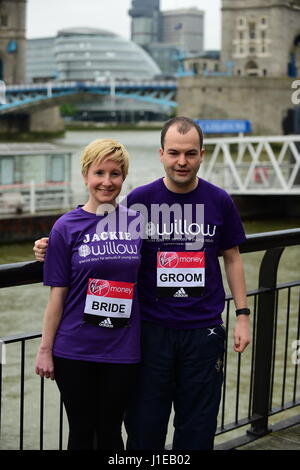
0,130,299,449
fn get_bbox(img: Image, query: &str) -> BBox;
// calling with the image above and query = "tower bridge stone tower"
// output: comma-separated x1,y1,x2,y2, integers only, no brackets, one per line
0,0,27,85
221,0,300,77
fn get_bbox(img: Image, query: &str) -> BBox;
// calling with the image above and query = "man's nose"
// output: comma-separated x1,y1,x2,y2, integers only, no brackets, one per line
177,154,187,166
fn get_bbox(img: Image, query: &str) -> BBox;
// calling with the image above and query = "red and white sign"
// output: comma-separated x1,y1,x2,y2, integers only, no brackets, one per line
84,278,134,318
157,252,205,287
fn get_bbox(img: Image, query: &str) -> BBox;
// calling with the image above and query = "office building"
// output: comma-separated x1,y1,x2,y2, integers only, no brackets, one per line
160,8,204,56
128,0,160,48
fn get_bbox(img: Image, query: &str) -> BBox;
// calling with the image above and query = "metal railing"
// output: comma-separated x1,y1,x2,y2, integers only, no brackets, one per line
201,135,300,194
0,228,300,450
0,182,72,215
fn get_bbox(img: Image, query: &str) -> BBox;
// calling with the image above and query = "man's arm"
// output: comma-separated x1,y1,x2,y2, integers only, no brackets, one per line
33,237,49,262
222,246,251,353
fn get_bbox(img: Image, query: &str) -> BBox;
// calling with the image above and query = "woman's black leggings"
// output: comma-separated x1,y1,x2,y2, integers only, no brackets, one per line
53,356,140,450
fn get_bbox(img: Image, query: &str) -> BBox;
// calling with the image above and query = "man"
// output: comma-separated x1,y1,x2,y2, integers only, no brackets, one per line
34,116,250,450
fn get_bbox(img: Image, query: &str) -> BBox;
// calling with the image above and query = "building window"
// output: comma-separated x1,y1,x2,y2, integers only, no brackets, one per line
48,156,65,182
239,32,244,40
0,157,14,185
237,17,246,28
263,69,267,76
0,15,8,27
249,22,256,39
261,17,267,25
250,46,256,54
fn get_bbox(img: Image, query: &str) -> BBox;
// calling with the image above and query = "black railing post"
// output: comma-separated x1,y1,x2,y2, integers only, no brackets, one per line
248,247,285,437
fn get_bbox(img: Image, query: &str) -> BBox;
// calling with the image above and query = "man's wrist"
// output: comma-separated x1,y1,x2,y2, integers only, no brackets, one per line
236,308,250,317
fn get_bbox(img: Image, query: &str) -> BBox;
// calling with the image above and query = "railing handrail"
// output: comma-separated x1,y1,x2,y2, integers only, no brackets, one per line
1,227,299,449
0,228,299,289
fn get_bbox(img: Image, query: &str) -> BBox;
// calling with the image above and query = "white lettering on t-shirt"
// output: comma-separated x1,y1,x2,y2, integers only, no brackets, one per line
83,232,132,243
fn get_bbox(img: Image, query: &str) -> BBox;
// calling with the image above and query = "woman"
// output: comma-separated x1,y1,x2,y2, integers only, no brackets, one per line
35,139,143,450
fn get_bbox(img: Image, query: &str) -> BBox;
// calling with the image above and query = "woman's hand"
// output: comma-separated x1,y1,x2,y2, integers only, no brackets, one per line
35,347,55,380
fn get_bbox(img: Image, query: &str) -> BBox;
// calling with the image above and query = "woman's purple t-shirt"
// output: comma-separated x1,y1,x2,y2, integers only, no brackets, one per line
43,205,142,363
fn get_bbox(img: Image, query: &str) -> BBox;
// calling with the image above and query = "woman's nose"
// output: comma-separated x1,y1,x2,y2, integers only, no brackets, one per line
102,174,113,185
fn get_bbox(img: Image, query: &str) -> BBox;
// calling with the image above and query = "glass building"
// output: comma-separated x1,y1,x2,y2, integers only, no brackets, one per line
26,28,170,123
54,27,161,81
128,0,161,48
26,37,57,83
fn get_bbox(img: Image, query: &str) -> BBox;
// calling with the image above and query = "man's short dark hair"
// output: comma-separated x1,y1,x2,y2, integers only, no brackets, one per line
161,116,204,150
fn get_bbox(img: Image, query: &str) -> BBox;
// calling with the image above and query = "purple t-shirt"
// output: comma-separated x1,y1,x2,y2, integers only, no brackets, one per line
43,205,143,363
124,177,246,329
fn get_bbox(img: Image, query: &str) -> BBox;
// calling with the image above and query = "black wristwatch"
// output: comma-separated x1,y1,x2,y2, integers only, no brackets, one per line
236,308,250,317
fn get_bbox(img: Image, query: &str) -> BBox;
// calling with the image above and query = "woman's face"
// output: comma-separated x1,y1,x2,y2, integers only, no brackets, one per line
83,156,124,210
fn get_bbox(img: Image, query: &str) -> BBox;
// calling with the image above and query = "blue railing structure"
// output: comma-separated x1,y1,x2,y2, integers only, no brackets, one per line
0,80,177,115
0,228,300,450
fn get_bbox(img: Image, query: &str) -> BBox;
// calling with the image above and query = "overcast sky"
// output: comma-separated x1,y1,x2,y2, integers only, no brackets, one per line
27,0,221,50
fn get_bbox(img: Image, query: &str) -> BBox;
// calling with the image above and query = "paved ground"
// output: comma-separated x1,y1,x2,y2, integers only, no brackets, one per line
237,423,300,450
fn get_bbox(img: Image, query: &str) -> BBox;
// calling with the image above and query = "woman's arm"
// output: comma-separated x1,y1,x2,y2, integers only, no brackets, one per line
35,286,68,380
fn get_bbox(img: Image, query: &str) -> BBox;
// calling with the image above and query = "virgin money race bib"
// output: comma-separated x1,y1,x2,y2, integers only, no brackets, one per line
156,251,205,298
84,278,134,328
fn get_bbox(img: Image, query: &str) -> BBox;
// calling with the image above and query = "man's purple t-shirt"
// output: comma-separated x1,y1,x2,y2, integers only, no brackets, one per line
43,205,142,363
125,177,246,329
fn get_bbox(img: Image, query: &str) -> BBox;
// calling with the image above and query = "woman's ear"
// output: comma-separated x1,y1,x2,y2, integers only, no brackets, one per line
82,172,88,186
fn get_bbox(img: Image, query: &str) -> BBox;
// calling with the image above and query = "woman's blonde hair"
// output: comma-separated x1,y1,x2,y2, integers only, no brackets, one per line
81,139,129,179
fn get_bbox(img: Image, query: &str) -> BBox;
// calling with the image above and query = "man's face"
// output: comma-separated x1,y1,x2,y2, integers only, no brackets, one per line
160,125,205,193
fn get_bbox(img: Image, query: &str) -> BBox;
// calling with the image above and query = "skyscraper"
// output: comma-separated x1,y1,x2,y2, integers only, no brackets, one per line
128,0,160,48
160,8,204,55
129,1,205,75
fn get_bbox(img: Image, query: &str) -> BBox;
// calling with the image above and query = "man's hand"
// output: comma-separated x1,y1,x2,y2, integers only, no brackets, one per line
33,237,49,262
233,315,251,353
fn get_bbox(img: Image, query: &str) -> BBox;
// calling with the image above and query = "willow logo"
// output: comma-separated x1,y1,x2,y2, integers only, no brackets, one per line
79,245,91,257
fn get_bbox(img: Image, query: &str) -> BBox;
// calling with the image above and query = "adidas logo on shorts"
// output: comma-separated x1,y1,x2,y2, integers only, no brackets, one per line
173,288,188,297
99,317,114,328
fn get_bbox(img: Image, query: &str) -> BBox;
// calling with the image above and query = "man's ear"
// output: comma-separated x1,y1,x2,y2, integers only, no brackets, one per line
200,148,205,163
159,147,164,162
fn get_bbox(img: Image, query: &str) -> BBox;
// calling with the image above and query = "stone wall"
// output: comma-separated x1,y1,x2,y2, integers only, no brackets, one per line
177,75,296,135
221,0,300,78
0,0,27,84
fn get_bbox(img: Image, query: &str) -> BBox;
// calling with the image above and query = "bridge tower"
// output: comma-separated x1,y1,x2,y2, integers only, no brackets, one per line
221,0,300,77
0,0,27,85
